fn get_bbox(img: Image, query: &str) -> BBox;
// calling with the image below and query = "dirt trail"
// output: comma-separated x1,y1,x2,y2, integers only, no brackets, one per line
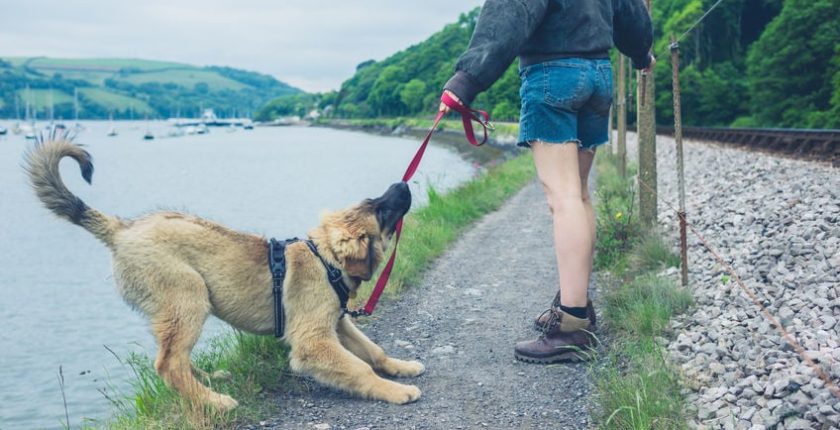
255,181,595,430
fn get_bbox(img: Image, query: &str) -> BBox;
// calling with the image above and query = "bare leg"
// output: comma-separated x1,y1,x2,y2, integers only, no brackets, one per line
578,149,597,262
337,316,424,377
532,142,592,308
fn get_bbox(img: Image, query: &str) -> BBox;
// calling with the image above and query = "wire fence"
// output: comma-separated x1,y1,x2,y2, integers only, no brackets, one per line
636,175,840,402
628,0,840,405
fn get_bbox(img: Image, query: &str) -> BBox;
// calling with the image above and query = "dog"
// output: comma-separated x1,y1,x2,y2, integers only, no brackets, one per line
25,138,424,410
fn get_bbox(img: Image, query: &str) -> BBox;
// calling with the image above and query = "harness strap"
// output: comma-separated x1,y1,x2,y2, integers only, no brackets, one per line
304,240,351,310
268,238,294,338
269,237,353,337
349,93,492,317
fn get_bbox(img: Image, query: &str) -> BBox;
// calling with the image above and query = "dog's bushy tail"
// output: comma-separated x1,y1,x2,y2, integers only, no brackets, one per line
25,134,125,247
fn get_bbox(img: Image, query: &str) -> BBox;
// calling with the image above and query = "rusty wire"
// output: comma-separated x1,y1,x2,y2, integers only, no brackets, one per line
635,177,840,402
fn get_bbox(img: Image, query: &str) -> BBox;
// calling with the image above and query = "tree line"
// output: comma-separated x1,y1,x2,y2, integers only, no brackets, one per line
0,59,300,120
259,0,840,129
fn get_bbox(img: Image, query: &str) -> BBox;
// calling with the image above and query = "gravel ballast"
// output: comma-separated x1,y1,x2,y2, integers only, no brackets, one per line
626,133,840,430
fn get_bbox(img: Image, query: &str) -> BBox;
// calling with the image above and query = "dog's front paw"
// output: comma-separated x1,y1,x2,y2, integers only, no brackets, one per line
380,382,422,405
208,393,239,411
210,369,233,381
384,359,425,377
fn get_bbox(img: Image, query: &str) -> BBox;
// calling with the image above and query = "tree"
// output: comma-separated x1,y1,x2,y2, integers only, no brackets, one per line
368,65,408,116
399,79,428,114
746,0,840,127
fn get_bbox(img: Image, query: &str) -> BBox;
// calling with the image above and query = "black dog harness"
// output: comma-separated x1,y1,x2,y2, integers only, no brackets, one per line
268,238,352,337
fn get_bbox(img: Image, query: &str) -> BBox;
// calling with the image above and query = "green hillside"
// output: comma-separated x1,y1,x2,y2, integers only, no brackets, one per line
0,57,302,120
261,0,840,129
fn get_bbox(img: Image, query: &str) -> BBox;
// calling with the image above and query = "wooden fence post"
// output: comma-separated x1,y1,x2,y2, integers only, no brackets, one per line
617,55,628,178
608,105,614,153
637,0,658,227
670,36,689,287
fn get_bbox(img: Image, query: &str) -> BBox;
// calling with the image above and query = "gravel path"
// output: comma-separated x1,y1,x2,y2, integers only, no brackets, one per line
249,181,595,430
626,134,840,430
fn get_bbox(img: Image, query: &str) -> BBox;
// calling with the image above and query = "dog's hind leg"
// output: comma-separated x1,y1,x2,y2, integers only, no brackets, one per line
337,316,425,378
149,274,238,411
288,331,421,405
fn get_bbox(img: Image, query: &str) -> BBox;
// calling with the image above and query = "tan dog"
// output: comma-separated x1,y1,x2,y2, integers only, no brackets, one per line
25,139,424,410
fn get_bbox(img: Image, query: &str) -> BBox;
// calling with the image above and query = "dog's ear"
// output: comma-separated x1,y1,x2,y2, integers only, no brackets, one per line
310,209,377,281
340,234,374,281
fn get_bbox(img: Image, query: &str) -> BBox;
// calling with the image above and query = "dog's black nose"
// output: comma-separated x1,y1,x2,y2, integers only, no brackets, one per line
380,182,411,210
375,182,412,232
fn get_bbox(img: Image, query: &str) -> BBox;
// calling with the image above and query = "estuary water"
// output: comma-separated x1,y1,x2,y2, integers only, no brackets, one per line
0,121,477,429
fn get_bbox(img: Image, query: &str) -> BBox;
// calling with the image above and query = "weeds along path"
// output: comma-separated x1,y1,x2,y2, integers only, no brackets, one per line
253,181,594,430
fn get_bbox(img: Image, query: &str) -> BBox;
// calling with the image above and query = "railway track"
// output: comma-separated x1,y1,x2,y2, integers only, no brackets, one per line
655,126,840,166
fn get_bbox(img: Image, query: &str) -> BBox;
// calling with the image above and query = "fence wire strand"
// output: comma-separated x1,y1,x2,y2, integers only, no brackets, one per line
635,176,840,402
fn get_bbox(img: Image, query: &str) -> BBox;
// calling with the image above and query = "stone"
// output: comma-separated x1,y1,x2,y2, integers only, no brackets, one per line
785,419,813,430
432,345,455,355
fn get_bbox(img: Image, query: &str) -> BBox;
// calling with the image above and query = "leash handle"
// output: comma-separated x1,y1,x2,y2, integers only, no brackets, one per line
351,93,493,317
440,91,494,147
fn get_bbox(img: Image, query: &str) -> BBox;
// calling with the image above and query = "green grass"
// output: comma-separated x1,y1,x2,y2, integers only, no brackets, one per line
77,88,156,115
15,88,73,110
116,69,247,91
19,57,192,72
602,274,692,339
101,332,291,430
627,232,682,277
103,151,536,429
592,152,692,430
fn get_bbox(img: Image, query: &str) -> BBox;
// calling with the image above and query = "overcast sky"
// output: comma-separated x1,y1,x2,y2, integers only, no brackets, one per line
0,0,484,92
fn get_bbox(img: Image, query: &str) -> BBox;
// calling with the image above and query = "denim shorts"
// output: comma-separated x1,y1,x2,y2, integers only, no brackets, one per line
518,58,613,151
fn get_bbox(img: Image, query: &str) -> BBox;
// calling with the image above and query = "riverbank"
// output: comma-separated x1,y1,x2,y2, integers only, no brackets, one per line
315,117,522,166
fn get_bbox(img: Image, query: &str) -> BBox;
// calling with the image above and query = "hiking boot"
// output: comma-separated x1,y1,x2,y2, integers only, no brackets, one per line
516,309,596,364
533,292,596,330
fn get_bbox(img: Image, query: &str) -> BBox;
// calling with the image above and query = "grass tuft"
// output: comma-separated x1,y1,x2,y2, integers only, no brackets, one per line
592,151,692,430
602,274,693,340
103,333,290,430
627,231,682,277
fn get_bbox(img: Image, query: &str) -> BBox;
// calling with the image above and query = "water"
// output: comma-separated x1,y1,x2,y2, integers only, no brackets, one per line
0,121,476,429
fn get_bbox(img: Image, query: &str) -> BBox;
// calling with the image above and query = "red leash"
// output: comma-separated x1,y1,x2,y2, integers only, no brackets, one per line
348,92,493,317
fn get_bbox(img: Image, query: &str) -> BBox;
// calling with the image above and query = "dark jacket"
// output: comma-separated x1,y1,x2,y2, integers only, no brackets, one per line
445,0,653,105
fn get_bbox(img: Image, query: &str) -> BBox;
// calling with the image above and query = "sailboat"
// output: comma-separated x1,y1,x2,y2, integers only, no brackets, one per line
143,116,154,140
23,85,36,140
107,112,118,137
73,88,84,130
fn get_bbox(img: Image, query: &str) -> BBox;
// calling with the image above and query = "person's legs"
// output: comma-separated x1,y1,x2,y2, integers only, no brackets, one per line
532,146,599,330
578,148,596,263
515,140,596,363
531,141,592,309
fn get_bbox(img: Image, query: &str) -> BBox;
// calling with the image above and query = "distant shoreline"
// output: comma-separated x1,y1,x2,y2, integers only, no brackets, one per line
315,118,521,165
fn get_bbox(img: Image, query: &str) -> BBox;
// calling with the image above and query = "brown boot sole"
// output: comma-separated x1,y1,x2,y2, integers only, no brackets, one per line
514,349,592,364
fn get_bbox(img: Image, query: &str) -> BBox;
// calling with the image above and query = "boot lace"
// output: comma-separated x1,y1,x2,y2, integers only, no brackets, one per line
540,309,562,337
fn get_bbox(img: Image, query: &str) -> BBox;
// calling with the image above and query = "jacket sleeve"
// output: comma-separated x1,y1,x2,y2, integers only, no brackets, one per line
613,0,654,69
444,0,549,105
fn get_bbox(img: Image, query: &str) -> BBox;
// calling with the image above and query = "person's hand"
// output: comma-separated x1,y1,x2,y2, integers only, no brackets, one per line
641,53,656,75
438,90,463,114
